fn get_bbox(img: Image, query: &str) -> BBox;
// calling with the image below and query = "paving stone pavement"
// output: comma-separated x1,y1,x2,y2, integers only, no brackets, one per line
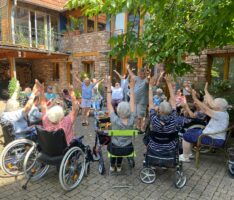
0,111,234,200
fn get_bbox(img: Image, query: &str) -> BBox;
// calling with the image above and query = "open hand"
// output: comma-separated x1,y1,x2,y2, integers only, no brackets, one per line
164,74,173,83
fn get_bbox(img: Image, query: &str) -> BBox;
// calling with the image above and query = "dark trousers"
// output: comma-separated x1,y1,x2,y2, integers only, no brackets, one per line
110,157,123,167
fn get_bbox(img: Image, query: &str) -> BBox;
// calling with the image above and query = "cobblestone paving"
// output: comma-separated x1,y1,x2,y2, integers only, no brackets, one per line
0,109,234,200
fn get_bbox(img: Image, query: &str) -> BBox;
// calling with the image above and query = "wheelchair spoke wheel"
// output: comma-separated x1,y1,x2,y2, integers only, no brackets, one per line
174,171,187,188
59,147,85,191
228,163,234,178
0,139,34,176
140,167,156,184
23,146,49,181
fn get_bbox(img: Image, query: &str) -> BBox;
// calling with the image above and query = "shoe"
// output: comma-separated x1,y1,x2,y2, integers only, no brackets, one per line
110,166,115,172
189,153,195,159
179,154,190,163
116,167,122,172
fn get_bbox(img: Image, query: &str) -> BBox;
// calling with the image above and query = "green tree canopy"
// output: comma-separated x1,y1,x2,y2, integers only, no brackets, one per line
66,0,234,75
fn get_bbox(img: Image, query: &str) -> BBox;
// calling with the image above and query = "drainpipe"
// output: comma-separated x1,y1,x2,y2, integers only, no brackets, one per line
11,0,17,44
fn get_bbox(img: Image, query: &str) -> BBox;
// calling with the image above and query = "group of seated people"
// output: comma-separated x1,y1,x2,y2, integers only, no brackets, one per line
0,65,230,173
105,66,230,171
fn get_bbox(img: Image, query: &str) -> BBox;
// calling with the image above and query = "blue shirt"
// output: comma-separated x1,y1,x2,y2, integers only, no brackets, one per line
45,92,56,100
1,109,30,134
82,83,95,99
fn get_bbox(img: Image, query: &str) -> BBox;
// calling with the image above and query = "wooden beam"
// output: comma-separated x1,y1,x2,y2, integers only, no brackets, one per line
8,57,16,78
73,52,100,57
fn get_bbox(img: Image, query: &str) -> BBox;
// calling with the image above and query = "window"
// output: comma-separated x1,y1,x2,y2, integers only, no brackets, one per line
70,16,84,33
114,13,125,35
15,7,29,46
97,14,106,31
128,12,140,36
106,15,111,32
210,56,234,84
211,57,225,82
83,61,94,78
53,63,60,81
87,17,95,33
229,57,234,84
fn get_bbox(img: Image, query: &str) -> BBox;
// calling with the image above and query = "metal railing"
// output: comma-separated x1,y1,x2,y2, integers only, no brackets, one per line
12,25,64,52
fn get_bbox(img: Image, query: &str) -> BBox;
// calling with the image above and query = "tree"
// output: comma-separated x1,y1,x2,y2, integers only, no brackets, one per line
66,0,234,75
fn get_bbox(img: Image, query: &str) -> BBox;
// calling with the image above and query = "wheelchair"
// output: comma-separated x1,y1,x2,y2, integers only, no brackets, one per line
107,130,138,175
0,118,37,176
139,135,187,189
22,126,93,191
228,147,234,178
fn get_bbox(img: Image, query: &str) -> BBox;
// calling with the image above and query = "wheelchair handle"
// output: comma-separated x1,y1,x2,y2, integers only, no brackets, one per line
78,136,84,140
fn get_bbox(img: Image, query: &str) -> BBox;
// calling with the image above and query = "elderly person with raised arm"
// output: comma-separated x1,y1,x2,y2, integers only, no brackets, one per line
113,70,129,102
146,74,184,154
179,83,229,162
1,80,40,136
127,64,149,134
75,72,103,126
40,84,80,145
106,75,135,172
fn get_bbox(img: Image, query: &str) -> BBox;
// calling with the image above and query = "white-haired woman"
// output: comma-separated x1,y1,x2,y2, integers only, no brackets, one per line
146,74,184,155
179,84,229,162
153,88,167,106
40,84,80,145
106,75,135,172
75,73,103,126
1,80,40,135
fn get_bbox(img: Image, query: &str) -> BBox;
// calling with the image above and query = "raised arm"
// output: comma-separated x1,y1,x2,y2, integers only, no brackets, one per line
155,71,165,87
204,82,215,108
68,85,80,123
126,64,136,79
129,77,135,112
182,102,196,118
113,70,123,79
93,78,104,87
38,82,47,114
106,76,114,114
148,77,154,110
164,74,176,109
74,72,82,85
192,89,214,117
23,80,40,114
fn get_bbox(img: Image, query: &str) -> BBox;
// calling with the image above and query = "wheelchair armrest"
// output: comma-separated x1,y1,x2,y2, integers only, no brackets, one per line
197,134,214,147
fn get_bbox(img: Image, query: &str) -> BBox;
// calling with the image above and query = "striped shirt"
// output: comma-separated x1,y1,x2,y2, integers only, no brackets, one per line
148,109,183,151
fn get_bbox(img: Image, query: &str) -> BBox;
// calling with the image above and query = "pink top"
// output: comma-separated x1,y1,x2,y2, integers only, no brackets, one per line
42,113,75,145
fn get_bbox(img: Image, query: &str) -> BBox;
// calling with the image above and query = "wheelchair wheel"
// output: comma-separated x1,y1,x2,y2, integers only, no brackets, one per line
85,162,90,177
0,139,34,176
59,146,85,191
140,167,156,184
98,158,105,175
174,171,187,188
23,145,50,181
228,163,234,178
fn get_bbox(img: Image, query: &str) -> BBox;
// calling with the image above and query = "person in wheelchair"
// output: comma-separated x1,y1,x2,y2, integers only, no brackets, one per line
40,84,80,145
0,80,41,138
145,74,184,161
106,76,135,172
179,83,229,162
